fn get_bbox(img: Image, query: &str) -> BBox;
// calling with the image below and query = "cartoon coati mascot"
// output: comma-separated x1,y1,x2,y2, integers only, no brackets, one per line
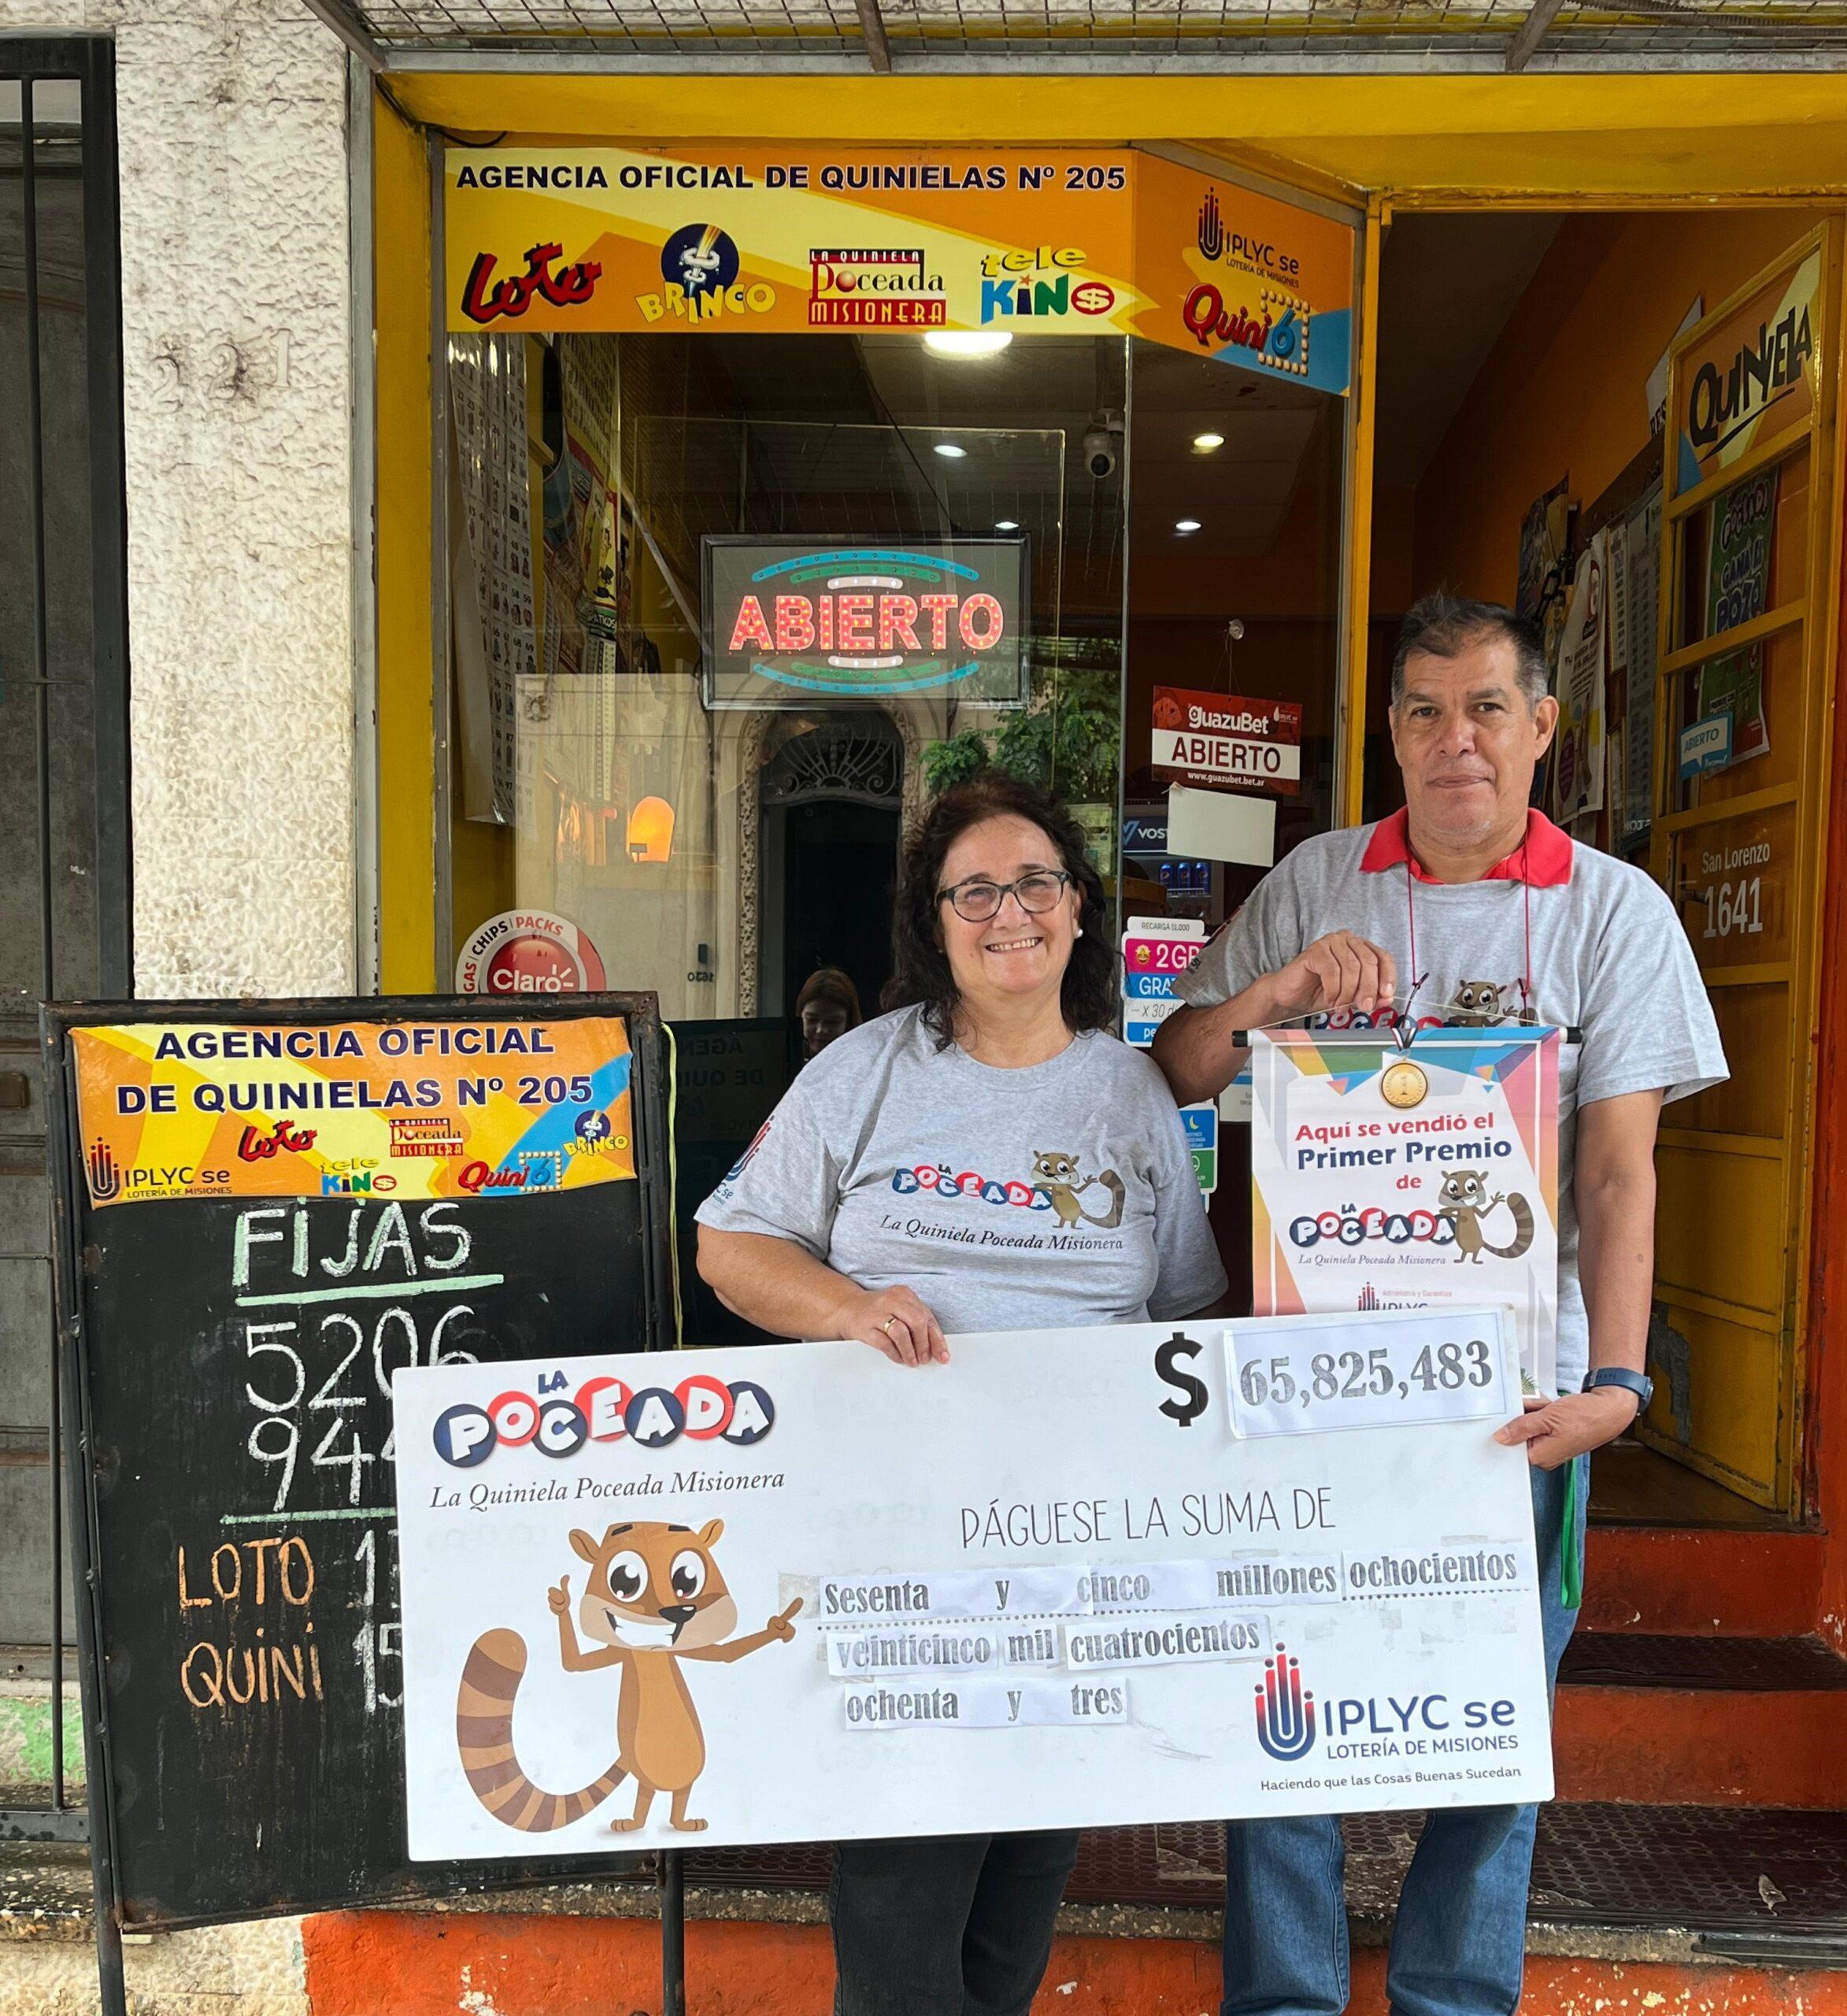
1435,1169,1535,1263
455,1518,799,1835
1030,1150,1126,1229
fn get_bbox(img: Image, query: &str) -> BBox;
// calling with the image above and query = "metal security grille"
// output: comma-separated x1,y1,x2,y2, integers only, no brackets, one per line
0,38,131,1846
304,0,1847,71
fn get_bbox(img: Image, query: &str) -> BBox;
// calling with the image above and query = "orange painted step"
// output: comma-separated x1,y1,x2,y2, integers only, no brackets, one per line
1584,1528,1823,1636
1553,1634,1847,1807
302,1911,1847,2016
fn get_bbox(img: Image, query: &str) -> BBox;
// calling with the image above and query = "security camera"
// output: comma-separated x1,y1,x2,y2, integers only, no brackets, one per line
1082,428,1119,480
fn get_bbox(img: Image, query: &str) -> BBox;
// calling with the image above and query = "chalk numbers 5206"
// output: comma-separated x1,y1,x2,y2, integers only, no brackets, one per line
244,1303,480,1510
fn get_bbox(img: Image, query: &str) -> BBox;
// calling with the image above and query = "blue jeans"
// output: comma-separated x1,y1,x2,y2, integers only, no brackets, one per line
1221,1456,1586,2016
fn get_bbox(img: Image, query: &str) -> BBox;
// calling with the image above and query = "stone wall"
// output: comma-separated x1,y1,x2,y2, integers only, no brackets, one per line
19,0,355,997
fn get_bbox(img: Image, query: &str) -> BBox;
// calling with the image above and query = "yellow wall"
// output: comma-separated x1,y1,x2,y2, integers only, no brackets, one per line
376,92,437,992
1413,209,1831,601
387,76,1847,203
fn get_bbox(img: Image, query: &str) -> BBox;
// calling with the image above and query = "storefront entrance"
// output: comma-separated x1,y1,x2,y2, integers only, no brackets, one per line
412,137,1841,1531
1364,208,1838,1522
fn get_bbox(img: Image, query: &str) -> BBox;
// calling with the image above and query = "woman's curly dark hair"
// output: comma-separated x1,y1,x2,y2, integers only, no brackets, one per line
881,775,1116,1047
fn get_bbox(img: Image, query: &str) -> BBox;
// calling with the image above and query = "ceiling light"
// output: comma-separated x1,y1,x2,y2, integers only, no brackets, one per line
1193,432,1226,451
1175,518,1202,534
924,332,1012,358
934,443,968,459
995,519,1020,532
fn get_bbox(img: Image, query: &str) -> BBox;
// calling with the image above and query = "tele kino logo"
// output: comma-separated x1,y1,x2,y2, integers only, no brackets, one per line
433,1371,775,1467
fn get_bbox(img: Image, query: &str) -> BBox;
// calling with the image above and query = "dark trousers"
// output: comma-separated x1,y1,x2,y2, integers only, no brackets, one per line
829,1829,1081,2016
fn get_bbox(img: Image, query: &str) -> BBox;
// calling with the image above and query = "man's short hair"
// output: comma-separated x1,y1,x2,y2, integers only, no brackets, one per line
1391,591,1550,711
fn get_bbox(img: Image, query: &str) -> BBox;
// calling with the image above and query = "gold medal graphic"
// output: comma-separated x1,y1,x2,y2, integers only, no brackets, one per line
1379,1060,1428,1110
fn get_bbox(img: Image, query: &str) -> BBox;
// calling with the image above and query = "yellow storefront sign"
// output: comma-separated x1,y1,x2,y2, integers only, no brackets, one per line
71,1018,638,1206
1677,246,1823,487
445,145,1355,395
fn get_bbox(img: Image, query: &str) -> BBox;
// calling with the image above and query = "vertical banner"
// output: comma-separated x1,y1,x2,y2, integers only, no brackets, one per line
1249,1029,1560,1397
1621,483,1662,847
1698,466,1779,769
1551,531,1608,827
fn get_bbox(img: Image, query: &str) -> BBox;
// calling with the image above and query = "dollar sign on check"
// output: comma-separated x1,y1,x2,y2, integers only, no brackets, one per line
1155,1331,1209,1428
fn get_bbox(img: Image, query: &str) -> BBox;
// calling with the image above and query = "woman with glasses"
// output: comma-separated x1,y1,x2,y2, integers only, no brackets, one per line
696,773,1227,2016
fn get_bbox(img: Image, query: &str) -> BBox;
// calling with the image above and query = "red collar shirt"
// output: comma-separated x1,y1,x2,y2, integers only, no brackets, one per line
1169,806,1727,1393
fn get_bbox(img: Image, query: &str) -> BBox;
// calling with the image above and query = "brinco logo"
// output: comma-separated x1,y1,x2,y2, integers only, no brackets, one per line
433,1371,775,1468
87,1139,120,1202
1255,1643,1316,1762
661,221,739,299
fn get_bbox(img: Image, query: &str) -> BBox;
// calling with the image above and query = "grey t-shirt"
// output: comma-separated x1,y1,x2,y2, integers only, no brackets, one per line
1172,822,1728,1390
695,1006,1227,1336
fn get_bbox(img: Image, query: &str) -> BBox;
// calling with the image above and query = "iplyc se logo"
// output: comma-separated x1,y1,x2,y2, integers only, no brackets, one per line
1255,1643,1316,1762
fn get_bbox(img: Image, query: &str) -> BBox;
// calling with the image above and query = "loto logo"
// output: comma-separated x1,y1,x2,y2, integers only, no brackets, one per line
461,242,602,326
1255,1643,1316,1762
434,1371,775,1468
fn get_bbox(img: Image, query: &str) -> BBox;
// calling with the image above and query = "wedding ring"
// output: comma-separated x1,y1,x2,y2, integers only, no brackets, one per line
880,1315,899,1336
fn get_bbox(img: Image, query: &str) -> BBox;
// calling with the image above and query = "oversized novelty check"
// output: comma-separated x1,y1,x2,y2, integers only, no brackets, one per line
394,1309,1552,1858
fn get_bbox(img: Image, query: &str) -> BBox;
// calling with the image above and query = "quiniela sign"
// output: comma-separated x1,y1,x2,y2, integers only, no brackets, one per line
701,536,1029,710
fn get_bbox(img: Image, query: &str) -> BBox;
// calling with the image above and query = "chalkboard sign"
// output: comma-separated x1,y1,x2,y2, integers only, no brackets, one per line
43,995,675,1931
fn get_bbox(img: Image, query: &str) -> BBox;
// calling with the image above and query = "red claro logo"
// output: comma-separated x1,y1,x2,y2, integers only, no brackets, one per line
455,910,608,996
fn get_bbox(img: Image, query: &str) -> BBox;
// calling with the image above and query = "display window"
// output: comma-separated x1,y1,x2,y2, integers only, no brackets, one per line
405,135,1844,1520
431,145,1360,1333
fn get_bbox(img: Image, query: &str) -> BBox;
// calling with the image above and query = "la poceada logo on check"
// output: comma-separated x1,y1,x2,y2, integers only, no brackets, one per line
433,1369,776,1468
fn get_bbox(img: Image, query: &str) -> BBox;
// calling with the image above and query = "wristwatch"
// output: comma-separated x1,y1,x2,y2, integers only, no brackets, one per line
1582,1366,1653,1414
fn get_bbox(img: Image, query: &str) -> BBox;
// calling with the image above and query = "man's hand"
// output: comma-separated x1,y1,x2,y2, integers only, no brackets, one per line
1495,1388,1638,1468
1267,932,1398,1022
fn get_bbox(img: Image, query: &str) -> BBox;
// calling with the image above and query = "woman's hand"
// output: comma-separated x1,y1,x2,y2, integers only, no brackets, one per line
833,1284,950,1367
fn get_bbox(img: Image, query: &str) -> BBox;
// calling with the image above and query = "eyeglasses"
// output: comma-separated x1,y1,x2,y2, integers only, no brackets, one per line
936,870,1074,924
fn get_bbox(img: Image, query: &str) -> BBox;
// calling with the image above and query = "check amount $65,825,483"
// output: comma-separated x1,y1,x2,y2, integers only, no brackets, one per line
1220,1308,1515,1440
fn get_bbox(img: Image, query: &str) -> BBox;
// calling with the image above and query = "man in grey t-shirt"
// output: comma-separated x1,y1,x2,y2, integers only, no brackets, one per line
1153,591,1725,2016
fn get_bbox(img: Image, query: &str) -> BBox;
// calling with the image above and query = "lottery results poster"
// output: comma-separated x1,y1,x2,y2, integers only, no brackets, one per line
1249,1030,1560,1397
69,1016,637,1206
